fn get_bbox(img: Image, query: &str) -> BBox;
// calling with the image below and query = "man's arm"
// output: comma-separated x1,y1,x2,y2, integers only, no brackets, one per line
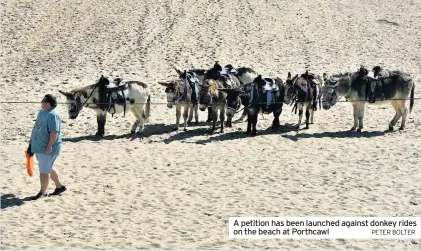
46,114,60,154
47,131,58,149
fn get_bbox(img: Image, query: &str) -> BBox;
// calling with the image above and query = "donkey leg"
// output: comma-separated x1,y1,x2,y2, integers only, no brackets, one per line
210,108,218,134
251,113,258,136
351,103,358,131
398,101,408,130
357,103,365,132
187,104,194,124
246,111,252,134
137,104,147,135
174,104,181,131
130,107,141,134
194,105,199,124
389,100,402,130
296,103,304,129
206,107,213,122
272,109,281,130
96,112,107,137
310,104,315,124
183,105,189,131
220,106,226,133
305,105,310,129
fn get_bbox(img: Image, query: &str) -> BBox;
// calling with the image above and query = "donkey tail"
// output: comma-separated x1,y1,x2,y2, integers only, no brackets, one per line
409,81,415,114
143,94,151,123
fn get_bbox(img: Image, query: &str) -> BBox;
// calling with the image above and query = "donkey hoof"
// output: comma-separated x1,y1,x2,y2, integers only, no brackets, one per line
187,121,193,125
194,121,199,125
388,126,394,131
206,118,212,123
95,132,104,137
184,128,188,131
305,126,309,129
357,128,362,132
130,131,136,135
350,127,356,131
251,130,257,136
173,127,178,131
399,127,404,130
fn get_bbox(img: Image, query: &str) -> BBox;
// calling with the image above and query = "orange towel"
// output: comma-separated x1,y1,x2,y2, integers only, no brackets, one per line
25,151,34,176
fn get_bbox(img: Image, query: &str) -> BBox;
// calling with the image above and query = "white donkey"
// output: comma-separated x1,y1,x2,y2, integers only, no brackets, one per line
59,75,151,136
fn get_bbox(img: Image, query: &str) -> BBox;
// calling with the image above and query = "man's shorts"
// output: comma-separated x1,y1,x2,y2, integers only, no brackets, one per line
35,153,59,174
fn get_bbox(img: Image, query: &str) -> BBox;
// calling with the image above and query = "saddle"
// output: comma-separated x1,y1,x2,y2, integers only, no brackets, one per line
364,71,386,103
104,78,127,117
262,78,279,110
299,71,321,110
301,71,320,88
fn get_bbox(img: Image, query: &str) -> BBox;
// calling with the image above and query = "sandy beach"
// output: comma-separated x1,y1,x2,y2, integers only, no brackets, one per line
1,0,420,249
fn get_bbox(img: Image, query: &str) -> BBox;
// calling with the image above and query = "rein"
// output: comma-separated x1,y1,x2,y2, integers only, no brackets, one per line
81,78,102,108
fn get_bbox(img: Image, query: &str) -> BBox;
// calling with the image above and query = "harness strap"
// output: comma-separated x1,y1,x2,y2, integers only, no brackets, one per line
345,75,352,100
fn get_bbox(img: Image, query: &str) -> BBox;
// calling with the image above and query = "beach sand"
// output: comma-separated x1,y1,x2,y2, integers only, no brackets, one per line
1,0,420,249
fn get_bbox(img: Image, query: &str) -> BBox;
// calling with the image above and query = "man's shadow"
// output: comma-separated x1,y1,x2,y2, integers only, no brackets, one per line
1,194,38,209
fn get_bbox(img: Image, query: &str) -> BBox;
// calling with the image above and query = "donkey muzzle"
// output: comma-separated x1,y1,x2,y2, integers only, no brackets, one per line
199,104,207,111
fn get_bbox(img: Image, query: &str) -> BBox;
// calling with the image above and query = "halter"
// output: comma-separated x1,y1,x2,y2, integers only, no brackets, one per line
80,77,102,108
324,79,340,105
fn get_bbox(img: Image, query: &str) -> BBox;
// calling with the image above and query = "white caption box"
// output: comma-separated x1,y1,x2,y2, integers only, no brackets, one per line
229,217,421,239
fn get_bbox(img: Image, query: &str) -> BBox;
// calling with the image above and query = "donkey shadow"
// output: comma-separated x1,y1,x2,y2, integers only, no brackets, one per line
163,127,209,144
62,123,212,143
1,194,35,209
62,133,136,143
282,130,389,141
185,123,298,145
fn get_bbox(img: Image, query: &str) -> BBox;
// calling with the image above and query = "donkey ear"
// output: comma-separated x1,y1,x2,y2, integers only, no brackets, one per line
323,73,328,81
158,81,170,86
59,90,71,97
287,72,291,80
173,66,182,76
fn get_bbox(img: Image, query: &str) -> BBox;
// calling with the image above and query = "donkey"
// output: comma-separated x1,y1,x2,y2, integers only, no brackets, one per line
158,74,200,131
245,75,285,135
171,66,213,122
59,75,151,136
173,62,258,122
284,71,323,129
197,79,229,134
321,66,415,131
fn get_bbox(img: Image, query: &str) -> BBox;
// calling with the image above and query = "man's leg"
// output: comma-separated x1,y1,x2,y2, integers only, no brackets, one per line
50,169,63,188
48,155,66,195
50,167,66,195
34,153,52,199
40,174,49,194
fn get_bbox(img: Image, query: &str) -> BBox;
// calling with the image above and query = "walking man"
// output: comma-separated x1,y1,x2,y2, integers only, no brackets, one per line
29,94,66,199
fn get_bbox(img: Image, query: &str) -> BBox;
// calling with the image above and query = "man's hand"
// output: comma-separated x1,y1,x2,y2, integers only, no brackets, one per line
45,146,52,155
46,131,57,155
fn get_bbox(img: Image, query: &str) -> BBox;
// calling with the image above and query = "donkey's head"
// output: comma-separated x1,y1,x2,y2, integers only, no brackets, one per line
283,72,299,105
158,79,184,109
197,81,212,111
58,89,86,119
218,88,244,117
321,73,343,110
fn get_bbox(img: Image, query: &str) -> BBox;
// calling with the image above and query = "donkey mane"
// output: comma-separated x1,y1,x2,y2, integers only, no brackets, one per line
206,79,223,97
330,72,354,78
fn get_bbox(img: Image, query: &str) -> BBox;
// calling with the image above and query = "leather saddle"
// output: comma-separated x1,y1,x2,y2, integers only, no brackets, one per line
105,78,127,117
